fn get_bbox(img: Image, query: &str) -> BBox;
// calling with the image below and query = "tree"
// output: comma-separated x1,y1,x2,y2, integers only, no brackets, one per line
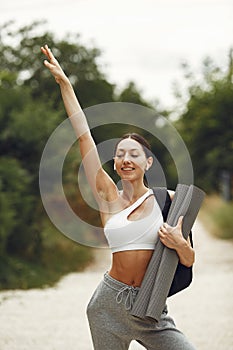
0,21,162,285
175,51,233,193
0,21,117,267
118,81,152,107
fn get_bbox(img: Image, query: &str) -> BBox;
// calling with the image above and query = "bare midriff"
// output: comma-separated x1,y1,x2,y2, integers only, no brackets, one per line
108,250,154,287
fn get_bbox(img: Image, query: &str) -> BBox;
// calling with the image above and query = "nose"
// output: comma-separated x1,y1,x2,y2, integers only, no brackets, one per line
123,152,131,162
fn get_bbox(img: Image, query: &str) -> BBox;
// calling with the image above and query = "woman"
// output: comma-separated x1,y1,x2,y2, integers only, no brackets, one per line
41,45,195,350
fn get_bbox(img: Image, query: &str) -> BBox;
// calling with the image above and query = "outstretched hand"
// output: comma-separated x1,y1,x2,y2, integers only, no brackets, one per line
41,45,67,84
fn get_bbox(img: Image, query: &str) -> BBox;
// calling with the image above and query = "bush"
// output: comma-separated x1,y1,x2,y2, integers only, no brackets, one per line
0,223,94,290
200,195,233,239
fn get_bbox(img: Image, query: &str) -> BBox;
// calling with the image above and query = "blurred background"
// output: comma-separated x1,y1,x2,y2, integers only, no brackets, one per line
0,0,232,289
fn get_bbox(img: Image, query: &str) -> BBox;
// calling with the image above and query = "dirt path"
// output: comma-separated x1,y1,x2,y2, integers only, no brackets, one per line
0,220,232,349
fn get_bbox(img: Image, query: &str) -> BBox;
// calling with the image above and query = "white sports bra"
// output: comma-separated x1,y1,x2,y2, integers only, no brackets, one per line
104,189,163,253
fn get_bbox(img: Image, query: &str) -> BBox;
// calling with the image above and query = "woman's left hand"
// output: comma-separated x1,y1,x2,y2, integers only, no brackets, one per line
158,216,185,250
41,45,67,84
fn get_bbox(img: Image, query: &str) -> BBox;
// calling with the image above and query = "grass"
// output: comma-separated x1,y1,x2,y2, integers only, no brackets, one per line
199,194,233,239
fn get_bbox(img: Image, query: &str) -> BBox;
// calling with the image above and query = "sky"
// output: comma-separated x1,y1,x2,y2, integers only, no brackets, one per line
1,0,233,109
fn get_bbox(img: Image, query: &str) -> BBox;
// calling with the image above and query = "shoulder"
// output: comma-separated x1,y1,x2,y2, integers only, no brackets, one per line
167,189,175,200
152,187,175,201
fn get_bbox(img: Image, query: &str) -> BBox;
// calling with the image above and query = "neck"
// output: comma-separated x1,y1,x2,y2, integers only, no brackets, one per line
121,180,149,202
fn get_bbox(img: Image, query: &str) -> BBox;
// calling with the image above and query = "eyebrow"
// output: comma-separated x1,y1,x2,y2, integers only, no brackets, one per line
117,148,141,152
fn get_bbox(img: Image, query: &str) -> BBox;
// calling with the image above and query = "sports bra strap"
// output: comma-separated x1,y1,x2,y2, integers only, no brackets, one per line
125,189,153,214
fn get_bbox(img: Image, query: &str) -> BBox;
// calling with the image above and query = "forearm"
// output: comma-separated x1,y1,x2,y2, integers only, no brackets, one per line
159,217,195,268
175,240,195,267
58,77,91,140
41,44,107,196
59,77,82,117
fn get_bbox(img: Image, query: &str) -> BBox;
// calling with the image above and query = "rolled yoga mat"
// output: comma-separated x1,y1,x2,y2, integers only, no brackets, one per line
130,184,205,321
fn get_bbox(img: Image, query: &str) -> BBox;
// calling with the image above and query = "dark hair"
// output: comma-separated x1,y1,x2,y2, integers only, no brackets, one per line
114,133,152,158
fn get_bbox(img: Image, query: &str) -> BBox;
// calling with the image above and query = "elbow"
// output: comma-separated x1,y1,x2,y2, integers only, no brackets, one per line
191,249,195,266
180,260,194,268
184,261,194,268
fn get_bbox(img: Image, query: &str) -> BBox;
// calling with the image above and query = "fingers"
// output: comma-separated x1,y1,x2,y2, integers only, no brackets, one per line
41,45,49,58
162,216,183,230
41,45,55,61
159,221,176,235
158,224,168,238
45,44,53,60
43,59,53,69
159,224,168,234
160,222,171,232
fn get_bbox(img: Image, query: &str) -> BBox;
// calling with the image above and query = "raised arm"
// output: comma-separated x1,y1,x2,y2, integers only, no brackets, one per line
41,45,117,204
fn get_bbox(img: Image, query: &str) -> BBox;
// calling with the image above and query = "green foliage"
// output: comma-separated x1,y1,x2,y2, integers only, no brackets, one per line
0,232,93,289
213,205,233,239
200,195,233,239
76,79,115,107
0,157,35,257
0,21,109,287
1,19,231,290
175,52,233,192
117,81,152,107
0,20,158,289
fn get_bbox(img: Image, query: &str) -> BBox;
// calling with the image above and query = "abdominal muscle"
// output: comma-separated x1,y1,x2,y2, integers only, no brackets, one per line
108,249,154,287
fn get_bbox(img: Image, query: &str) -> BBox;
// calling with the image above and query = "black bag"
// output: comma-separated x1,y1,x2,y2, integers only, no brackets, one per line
153,188,193,297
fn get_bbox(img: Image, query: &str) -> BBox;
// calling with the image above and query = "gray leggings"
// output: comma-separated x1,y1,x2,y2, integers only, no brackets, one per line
86,273,196,350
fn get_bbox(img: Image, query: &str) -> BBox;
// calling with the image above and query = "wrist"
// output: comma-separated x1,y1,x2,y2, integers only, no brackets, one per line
57,74,70,86
176,239,195,267
175,238,189,254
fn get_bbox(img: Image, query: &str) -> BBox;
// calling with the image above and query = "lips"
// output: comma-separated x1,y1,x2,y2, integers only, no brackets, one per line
121,167,135,171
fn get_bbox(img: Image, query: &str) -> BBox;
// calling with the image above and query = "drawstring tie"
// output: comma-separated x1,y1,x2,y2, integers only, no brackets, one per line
116,285,138,310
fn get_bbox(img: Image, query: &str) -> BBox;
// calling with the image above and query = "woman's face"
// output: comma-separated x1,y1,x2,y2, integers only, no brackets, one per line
114,138,153,181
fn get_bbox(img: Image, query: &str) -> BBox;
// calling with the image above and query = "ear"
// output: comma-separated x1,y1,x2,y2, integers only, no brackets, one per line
145,156,153,171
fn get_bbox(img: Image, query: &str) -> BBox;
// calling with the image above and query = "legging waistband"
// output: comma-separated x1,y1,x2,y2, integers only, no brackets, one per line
103,272,168,314
103,272,140,291
103,272,140,311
